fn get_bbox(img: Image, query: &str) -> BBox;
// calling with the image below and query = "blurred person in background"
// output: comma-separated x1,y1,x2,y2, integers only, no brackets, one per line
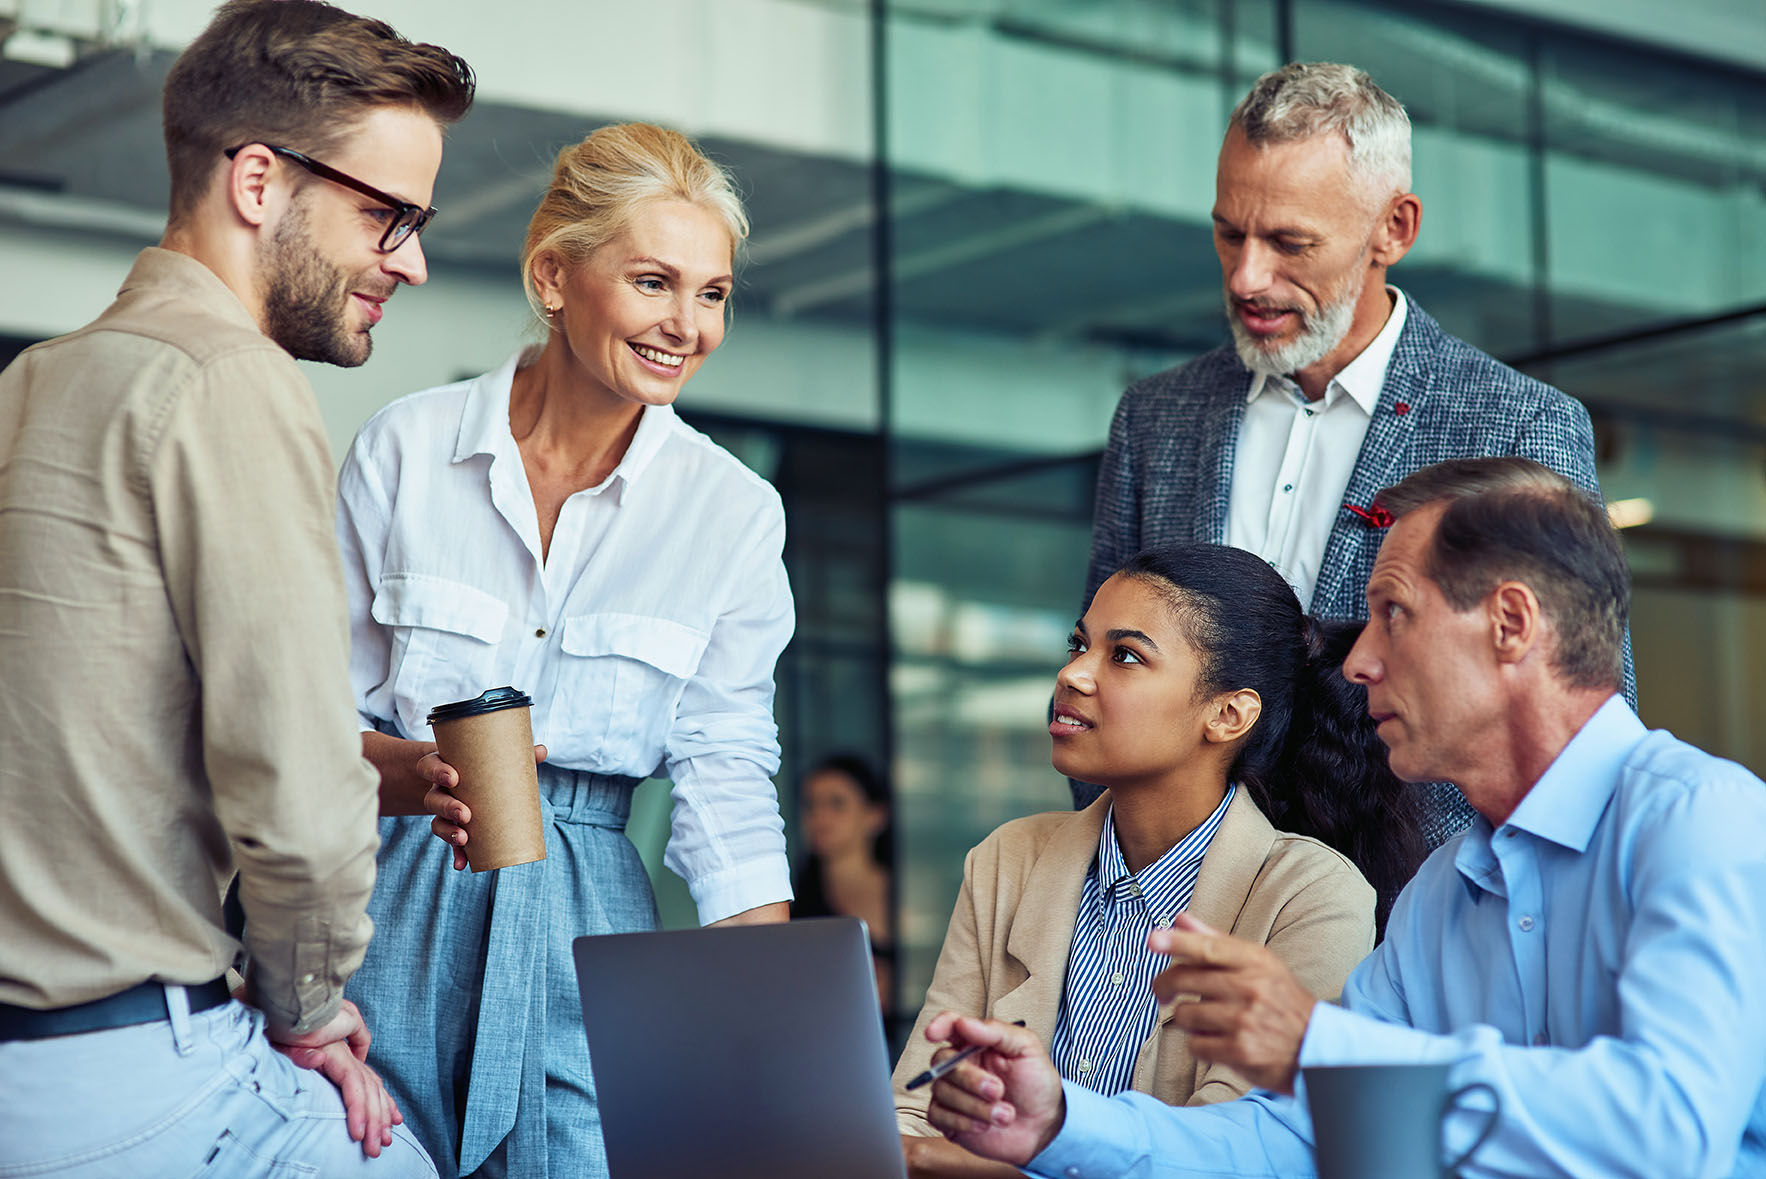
793,753,896,1012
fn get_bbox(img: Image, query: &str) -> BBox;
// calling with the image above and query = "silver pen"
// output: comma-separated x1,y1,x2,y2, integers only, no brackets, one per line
904,1020,1027,1090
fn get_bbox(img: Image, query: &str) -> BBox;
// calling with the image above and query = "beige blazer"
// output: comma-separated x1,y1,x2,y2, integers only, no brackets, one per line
894,789,1375,1134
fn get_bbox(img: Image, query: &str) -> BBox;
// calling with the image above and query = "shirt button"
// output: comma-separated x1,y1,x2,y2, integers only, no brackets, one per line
1155,917,1172,929
1127,881,1142,897
1110,972,1126,987
1517,915,1535,932
300,973,315,985
534,627,547,638
1304,408,1315,417
1282,483,1294,493
1533,1032,1549,1046
1077,1058,1093,1074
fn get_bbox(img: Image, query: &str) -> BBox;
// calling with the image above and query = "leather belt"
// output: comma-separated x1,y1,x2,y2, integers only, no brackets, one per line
0,978,233,1041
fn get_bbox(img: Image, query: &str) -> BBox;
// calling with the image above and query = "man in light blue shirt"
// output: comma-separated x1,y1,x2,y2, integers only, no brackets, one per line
920,456,1766,1178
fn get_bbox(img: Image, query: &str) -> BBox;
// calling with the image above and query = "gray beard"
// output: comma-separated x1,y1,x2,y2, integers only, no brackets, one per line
1225,276,1362,378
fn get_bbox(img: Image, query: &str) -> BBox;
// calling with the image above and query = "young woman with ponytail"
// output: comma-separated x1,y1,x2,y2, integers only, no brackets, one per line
893,544,1423,1178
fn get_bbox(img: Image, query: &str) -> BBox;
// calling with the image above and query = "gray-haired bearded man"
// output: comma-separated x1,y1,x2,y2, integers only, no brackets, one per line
1077,63,1630,848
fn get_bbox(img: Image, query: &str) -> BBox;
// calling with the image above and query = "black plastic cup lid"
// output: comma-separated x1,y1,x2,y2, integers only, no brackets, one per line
427,686,533,725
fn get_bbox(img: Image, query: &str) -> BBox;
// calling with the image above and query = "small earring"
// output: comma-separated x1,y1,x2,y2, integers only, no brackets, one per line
545,304,560,320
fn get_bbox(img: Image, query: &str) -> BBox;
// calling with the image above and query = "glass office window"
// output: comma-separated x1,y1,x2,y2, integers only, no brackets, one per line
880,0,1285,1009
1538,38,1766,342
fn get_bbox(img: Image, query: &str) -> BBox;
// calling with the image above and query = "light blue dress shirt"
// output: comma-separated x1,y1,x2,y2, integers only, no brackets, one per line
1030,697,1766,1178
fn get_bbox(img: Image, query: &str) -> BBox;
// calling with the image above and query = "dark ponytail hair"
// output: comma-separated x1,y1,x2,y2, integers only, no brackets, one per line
1119,546,1425,932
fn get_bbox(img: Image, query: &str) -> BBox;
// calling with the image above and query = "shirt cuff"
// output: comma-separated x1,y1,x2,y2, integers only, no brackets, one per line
1026,1081,1148,1179
688,854,792,926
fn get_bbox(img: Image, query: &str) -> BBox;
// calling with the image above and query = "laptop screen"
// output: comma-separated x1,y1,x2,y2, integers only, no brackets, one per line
574,917,908,1179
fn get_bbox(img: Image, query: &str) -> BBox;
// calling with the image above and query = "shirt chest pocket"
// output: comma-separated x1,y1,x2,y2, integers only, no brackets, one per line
371,575,509,737
558,613,709,768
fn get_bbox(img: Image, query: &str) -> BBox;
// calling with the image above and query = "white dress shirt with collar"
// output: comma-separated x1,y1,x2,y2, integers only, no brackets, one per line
336,348,795,923
1226,288,1408,608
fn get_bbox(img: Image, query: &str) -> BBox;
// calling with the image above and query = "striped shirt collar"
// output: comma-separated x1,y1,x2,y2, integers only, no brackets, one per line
1049,784,1239,1096
1092,784,1236,926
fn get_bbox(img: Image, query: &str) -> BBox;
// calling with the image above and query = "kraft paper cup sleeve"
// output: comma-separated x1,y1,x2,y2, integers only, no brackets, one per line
429,688,546,872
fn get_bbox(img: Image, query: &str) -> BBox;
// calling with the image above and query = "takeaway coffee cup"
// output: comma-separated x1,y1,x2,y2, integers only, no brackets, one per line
1304,1062,1500,1179
427,687,546,872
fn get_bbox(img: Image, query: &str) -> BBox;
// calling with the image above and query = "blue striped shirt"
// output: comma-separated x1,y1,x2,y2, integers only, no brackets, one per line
1049,786,1235,1096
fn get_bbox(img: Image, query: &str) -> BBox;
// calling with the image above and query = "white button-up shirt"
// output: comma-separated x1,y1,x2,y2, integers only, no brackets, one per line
336,349,795,923
1226,289,1407,608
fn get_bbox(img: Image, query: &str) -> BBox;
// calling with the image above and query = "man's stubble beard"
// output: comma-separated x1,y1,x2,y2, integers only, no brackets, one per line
258,199,375,368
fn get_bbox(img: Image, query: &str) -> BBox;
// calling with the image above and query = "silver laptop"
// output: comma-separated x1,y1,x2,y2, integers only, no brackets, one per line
573,917,908,1179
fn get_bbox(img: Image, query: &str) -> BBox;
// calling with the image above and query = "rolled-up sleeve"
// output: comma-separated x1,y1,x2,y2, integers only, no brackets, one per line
662,496,795,925
151,350,379,1034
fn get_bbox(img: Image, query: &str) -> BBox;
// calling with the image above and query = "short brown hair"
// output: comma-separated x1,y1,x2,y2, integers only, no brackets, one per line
162,0,475,224
520,123,749,327
1375,457,1628,690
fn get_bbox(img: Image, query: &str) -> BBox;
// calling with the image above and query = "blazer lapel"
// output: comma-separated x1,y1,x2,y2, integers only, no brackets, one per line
1153,790,1277,1031
1311,302,1437,615
993,797,1108,1046
1193,372,1251,544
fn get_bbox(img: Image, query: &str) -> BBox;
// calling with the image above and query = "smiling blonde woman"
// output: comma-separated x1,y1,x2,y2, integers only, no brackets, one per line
336,123,794,1179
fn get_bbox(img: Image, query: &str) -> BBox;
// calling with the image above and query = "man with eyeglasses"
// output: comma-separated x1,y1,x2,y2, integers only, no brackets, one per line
0,2,473,1174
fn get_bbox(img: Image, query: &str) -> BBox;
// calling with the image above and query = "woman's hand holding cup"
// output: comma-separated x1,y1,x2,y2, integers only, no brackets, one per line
419,743,548,871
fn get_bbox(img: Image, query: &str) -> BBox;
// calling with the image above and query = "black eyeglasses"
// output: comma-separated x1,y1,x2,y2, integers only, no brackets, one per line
224,143,436,253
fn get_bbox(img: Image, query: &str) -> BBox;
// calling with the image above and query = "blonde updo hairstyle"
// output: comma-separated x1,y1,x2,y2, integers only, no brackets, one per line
520,122,749,329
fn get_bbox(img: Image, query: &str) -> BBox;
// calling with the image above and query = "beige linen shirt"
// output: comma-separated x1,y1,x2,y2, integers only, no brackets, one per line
895,789,1374,1134
0,248,379,1034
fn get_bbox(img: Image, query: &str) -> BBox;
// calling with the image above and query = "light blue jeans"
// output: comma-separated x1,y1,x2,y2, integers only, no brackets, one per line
0,987,435,1177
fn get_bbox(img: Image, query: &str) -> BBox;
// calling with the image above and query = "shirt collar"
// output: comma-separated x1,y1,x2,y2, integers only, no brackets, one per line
1504,694,1644,852
1244,286,1407,414
123,247,263,335
1453,694,1644,896
454,349,524,464
452,346,678,498
1094,785,1235,920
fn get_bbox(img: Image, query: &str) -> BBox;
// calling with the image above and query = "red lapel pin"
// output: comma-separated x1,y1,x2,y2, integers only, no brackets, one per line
1344,503,1395,528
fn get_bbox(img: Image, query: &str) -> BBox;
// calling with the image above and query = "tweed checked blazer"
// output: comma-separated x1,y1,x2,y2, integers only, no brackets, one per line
1085,295,1609,616
1079,294,1634,838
